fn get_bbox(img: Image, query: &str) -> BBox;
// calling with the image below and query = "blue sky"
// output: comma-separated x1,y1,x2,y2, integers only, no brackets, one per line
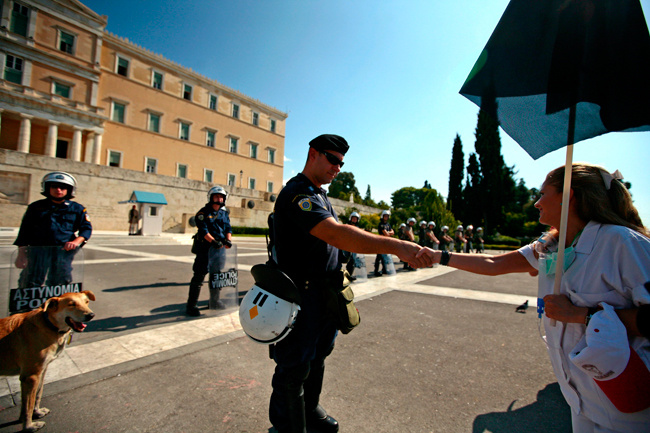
81,0,650,223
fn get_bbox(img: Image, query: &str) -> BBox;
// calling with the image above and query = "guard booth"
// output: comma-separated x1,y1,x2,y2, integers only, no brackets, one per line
119,191,167,236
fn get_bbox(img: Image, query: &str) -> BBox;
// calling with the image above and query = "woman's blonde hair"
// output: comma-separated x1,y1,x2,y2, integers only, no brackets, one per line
544,163,648,237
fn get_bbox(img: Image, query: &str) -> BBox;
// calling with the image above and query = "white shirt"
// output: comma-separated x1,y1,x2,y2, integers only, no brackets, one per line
519,221,650,432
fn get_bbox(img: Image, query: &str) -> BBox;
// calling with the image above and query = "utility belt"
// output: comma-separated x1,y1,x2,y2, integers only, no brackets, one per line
303,269,360,334
191,234,231,254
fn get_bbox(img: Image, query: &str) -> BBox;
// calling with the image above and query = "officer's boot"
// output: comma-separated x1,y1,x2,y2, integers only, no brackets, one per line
186,273,203,316
208,287,226,310
304,358,339,432
270,363,310,433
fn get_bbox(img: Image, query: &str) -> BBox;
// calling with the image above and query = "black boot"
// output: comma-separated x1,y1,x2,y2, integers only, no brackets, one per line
186,272,204,316
304,358,338,433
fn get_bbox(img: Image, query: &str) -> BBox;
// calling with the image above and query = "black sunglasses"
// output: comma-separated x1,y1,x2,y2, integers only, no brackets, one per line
320,151,344,168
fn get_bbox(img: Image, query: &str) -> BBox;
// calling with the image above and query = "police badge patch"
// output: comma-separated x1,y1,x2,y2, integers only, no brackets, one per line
298,197,312,211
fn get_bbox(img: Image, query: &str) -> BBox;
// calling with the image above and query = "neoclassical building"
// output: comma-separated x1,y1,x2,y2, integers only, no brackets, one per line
0,0,287,195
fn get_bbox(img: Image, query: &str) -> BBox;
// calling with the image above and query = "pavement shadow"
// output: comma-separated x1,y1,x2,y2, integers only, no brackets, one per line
472,383,571,433
104,281,188,292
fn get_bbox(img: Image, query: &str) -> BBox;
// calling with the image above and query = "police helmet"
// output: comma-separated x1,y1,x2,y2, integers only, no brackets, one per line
208,186,228,203
239,264,301,345
442,225,449,232
466,225,474,231
407,217,416,225
456,225,464,231
350,211,360,220
477,227,483,233
428,221,436,228
419,220,426,227
400,223,406,228
41,171,77,199
381,210,391,218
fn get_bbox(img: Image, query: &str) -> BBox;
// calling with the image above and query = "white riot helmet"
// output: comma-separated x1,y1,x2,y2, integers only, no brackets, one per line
350,211,360,220
419,220,426,227
381,210,391,218
399,223,406,229
428,221,436,228
456,225,464,231
442,225,449,232
477,227,483,233
41,171,77,199
208,186,228,203
466,225,474,231
239,264,301,344
407,217,416,225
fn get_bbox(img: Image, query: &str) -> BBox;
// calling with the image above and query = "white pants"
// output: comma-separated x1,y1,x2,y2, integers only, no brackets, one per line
571,408,619,433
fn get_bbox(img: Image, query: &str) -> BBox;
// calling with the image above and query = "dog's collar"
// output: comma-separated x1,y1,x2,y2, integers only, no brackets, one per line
41,311,67,334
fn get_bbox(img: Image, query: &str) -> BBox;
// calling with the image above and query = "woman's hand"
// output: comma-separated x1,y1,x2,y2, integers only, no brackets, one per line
543,294,588,324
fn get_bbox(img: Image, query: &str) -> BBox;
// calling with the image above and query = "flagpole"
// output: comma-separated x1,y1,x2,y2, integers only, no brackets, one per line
550,104,576,327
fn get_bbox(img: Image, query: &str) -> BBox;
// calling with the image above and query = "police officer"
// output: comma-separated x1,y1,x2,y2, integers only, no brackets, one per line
455,224,467,253
269,134,426,433
373,209,394,277
340,211,360,280
426,221,440,250
186,186,232,316
14,171,92,288
440,225,453,251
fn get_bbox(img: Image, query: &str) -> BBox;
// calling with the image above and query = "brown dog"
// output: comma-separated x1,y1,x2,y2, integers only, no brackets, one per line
0,290,95,432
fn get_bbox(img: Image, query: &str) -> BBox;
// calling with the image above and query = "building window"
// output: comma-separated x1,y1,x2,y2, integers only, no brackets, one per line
4,55,23,84
252,112,259,126
268,148,276,164
145,157,157,173
148,113,160,133
183,83,192,101
227,173,236,187
112,102,126,123
177,164,188,178
250,143,258,159
116,56,129,77
149,206,158,217
232,103,239,119
11,2,29,37
206,130,216,148
108,150,122,167
249,178,256,190
179,122,190,141
229,137,238,153
209,94,218,110
59,30,75,54
53,81,71,98
270,119,277,133
267,181,274,193
204,169,213,183
152,71,163,90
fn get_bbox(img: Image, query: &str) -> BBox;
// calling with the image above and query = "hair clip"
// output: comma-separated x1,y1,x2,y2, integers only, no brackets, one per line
600,169,623,190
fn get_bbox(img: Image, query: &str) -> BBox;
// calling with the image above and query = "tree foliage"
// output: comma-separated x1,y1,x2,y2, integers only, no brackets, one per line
327,171,360,201
448,134,465,218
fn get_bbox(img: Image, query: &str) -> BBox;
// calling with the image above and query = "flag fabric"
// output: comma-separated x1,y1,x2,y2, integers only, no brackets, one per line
460,0,650,160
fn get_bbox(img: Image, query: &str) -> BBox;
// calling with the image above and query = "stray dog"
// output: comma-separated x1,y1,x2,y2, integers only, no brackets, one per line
0,290,95,432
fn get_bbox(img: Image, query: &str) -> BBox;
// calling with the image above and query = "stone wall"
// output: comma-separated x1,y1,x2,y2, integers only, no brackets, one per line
0,149,383,233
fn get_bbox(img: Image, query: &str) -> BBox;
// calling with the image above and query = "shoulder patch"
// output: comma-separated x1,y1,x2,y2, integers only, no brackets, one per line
197,214,205,221
298,197,312,212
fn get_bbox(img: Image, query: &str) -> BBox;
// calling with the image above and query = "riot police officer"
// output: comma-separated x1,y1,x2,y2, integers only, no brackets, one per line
186,186,232,316
269,134,425,433
14,171,92,288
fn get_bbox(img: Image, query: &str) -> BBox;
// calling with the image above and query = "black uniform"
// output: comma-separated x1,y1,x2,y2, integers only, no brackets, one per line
270,173,340,432
14,198,92,288
187,203,232,313
374,220,392,274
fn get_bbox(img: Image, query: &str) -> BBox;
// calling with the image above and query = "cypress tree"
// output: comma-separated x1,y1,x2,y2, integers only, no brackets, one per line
448,134,465,220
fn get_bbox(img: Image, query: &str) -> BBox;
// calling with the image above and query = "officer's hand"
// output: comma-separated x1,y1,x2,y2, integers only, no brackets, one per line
63,241,79,251
15,248,28,269
397,242,429,269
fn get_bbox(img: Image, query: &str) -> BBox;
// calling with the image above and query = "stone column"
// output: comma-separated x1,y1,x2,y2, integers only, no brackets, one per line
93,133,103,164
45,120,60,157
71,127,83,161
17,114,33,153
84,132,94,162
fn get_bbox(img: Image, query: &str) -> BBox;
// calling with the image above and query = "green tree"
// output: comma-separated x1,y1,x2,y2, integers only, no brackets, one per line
448,134,465,218
327,171,360,200
462,152,482,226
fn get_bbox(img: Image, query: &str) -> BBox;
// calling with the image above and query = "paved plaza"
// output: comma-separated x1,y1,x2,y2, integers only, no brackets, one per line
0,233,570,432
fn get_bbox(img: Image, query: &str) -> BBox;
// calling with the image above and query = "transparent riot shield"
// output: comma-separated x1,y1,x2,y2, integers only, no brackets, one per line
4,246,85,316
381,254,396,276
350,253,368,283
208,244,238,310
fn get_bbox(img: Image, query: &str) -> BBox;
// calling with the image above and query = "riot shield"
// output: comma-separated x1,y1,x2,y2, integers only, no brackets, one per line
350,253,368,283
208,244,239,310
381,254,396,276
4,246,85,315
